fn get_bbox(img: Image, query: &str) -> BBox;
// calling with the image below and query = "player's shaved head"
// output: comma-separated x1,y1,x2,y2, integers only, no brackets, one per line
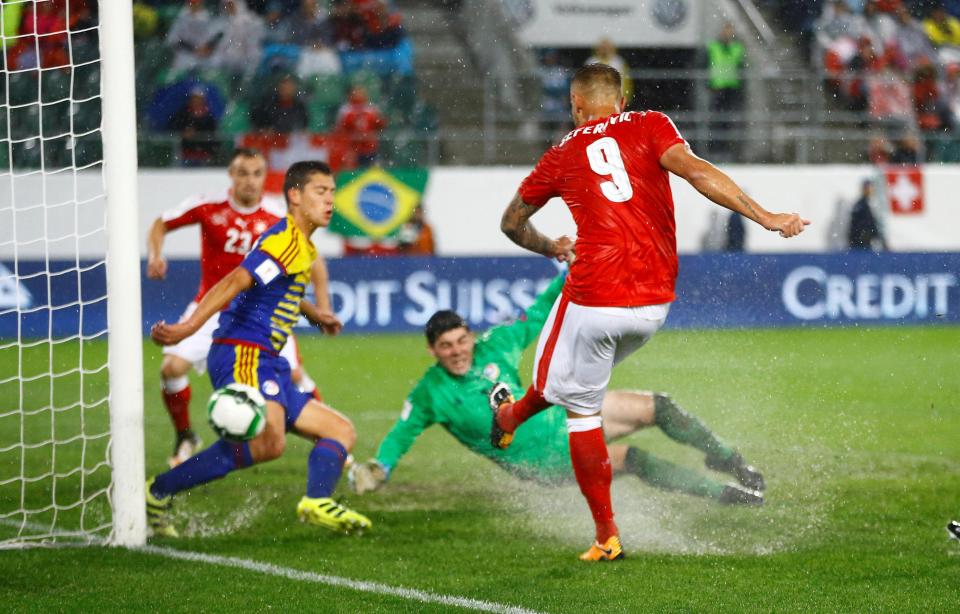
569,63,625,126
571,63,622,101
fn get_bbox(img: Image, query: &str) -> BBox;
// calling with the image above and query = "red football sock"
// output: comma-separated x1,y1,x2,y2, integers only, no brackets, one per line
162,386,192,433
569,427,618,543
497,386,550,433
311,387,323,402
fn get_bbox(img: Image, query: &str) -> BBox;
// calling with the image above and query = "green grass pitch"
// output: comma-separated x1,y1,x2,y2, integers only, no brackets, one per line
1,326,958,612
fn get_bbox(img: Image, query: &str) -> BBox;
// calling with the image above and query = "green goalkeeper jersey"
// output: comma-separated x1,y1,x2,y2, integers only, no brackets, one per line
374,273,574,483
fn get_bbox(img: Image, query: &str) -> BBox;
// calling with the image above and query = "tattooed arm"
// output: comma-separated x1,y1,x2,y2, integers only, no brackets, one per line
659,142,809,238
500,192,575,262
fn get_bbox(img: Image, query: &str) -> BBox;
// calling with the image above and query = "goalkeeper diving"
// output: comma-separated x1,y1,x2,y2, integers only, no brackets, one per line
349,273,766,503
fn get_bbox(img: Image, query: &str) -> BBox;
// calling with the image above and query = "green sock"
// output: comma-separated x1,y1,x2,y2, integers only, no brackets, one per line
624,447,726,499
653,393,734,462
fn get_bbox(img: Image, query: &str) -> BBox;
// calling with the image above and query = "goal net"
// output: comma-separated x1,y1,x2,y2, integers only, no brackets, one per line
0,0,144,548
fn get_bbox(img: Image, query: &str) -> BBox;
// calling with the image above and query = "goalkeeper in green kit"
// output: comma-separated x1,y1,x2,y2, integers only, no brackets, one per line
349,273,765,503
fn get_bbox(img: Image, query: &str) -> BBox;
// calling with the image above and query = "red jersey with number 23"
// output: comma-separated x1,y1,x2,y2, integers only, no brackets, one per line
519,110,685,307
162,193,284,303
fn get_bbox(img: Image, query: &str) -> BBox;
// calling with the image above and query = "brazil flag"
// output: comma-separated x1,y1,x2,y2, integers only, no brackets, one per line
329,167,429,239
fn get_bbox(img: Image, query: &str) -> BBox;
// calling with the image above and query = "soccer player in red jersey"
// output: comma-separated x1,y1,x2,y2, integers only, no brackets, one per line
490,64,809,561
147,149,341,468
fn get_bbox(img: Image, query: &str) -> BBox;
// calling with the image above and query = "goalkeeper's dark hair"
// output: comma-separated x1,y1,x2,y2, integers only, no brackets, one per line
283,160,333,204
228,147,264,164
425,310,469,345
571,63,622,97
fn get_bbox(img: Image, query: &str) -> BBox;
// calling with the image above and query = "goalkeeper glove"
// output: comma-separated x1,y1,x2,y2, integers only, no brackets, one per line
348,459,389,494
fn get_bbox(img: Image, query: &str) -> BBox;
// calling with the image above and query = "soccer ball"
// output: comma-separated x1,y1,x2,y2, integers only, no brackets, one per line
206,383,267,441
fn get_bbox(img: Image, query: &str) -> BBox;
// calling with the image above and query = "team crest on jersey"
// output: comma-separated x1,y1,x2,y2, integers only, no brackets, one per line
211,213,228,226
262,380,280,396
254,221,267,234
482,363,500,381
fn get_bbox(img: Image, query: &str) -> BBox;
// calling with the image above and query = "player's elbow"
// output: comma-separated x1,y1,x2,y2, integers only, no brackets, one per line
500,214,516,237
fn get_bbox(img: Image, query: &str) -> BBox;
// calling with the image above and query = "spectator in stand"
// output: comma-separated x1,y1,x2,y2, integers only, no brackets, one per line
211,0,264,85
706,23,746,158
816,1,871,48
398,204,435,255
361,0,405,49
335,86,386,167
891,133,924,161
913,61,954,131
251,74,309,134
924,4,960,64
330,0,366,50
170,88,220,167
848,180,886,250
15,0,68,69
923,5,960,47
539,50,572,137
289,0,333,47
263,2,293,45
585,38,633,106
724,213,746,252
297,38,343,78
166,0,223,73
944,61,960,124
888,4,937,66
868,134,895,162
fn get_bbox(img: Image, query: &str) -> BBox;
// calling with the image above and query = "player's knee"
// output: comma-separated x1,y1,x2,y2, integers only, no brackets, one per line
290,366,304,383
328,417,356,451
652,392,672,415
160,357,189,380
261,430,286,460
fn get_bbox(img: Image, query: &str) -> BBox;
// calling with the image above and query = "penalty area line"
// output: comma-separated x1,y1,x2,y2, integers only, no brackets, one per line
138,544,546,614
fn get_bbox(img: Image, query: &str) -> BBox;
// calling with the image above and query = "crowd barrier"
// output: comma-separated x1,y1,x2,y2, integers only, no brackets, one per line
1,253,957,339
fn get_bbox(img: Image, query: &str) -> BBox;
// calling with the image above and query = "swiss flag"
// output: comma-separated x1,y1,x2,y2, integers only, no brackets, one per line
885,166,924,214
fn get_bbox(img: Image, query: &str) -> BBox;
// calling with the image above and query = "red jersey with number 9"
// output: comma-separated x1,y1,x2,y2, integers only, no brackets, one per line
162,193,285,303
518,110,685,307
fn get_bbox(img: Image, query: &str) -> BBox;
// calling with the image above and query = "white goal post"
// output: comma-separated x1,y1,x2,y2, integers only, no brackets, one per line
0,0,145,548
101,0,146,548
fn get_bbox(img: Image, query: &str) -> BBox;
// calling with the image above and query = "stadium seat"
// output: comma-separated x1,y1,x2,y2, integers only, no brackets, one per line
73,66,101,101
220,101,251,136
71,99,101,135
41,101,71,140
349,70,383,105
10,139,43,169
411,102,439,133
259,44,301,76
43,136,72,171
9,104,40,141
385,74,417,118
137,138,176,167
41,70,70,104
72,134,102,167
305,74,346,108
308,98,337,132
8,71,39,107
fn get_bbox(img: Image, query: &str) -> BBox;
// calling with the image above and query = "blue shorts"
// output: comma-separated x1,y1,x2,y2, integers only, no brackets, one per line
208,341,312,431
